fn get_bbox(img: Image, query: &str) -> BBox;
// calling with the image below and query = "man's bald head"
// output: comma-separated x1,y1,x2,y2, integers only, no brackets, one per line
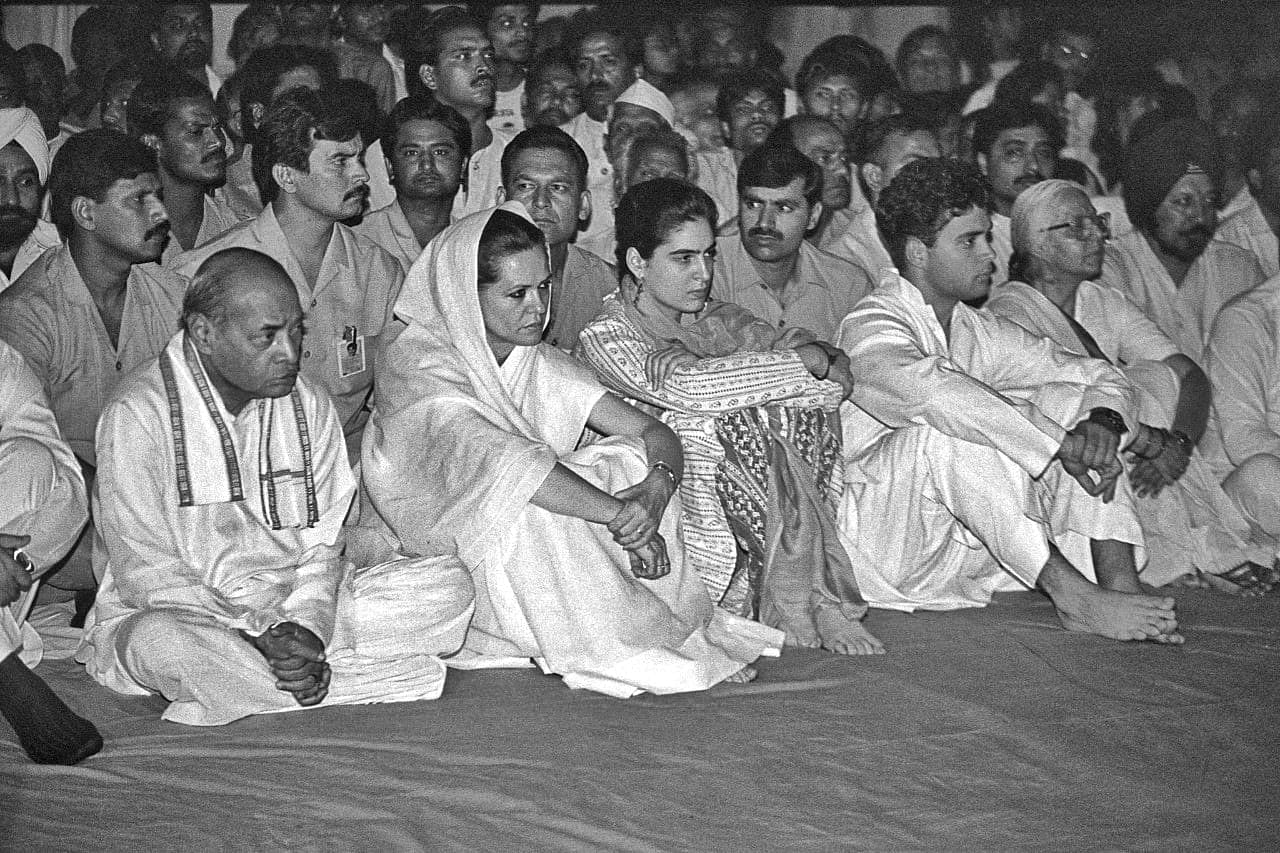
183,248,296,330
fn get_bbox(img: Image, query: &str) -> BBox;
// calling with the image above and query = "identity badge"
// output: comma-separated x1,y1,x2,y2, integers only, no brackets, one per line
337,325,366,377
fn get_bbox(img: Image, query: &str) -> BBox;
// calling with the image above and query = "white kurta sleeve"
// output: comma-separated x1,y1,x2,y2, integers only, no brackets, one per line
1206,299,1280,465
575,316,841,414
838,299,1065,478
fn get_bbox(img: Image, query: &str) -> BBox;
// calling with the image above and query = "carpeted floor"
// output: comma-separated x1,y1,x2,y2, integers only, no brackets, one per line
3,588,1278,851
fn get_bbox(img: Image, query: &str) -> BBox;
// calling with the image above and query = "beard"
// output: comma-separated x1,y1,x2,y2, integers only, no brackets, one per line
1158,225,1214,263
0,207,38,250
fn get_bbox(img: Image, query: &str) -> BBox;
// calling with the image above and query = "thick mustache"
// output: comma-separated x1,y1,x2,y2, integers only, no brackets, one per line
145,221,171,241
747,228,784,240
202,150,224,164
345,186,370,201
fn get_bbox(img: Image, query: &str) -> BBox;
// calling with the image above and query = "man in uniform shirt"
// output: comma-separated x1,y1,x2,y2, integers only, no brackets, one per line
712,144,872,342
356,96,469,271
0,130,184,599
127,68,245,268
0,107,59,292
498,125,615,351
173,89,403,464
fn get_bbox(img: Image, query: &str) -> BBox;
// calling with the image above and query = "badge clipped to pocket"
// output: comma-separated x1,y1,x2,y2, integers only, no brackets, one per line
337,325,367,378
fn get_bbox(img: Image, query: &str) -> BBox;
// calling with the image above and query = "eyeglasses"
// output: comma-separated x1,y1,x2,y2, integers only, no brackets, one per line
1056,43,1092,62
1042,211,1110,240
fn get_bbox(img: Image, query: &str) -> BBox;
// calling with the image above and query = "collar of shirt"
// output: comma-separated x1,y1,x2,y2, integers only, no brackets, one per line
255,203,349,294
717,235,830,305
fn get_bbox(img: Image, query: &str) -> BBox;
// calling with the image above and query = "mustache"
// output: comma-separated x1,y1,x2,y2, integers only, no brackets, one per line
145,221,171,242
202,149,225,164
345,186,370,202
747,227,784,241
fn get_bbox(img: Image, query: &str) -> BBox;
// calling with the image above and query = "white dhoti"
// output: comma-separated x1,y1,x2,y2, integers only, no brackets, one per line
455,438,780,697
839,423,1145,612
98,555,475,726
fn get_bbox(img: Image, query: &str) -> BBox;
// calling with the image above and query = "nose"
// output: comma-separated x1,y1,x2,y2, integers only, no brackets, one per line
759,205,776,228
532,184,551,210
589,62,605,82
0,179,17,207
148,196,169,224
351,157,369,185
693,256,712,283
274,330,300,364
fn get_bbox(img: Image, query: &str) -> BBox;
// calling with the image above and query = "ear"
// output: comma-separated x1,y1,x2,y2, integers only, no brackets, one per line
625,246,647,281
579,189,592,226
807,200,824,231
150,32,161,53
496,185,507,203
272,163,299,196
976,151,989,176
186,312,218,354
721,120,732,142
383,152,396,184
140,133,162,153
861,162,884,195
419,64,439,93
70,195,96,232
904,234,930,273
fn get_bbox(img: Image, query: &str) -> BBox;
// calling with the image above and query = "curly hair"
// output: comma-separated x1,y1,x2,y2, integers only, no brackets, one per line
876,157,993,269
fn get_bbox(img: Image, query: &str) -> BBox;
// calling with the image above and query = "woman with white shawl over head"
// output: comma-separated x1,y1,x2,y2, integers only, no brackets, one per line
360,201,783,696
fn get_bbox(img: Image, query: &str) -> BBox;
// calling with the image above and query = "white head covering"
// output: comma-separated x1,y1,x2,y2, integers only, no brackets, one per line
0,107,51,185
614,79,675,128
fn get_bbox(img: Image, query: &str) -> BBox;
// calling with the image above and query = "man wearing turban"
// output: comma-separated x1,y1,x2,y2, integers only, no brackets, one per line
0,107,59,292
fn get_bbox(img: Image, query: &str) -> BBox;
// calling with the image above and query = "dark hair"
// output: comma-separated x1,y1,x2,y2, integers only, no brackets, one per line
228,4,281,66
0,48,27,94
239,43,336,134
614,177,717,278
384,95,471,158
477,209,545,288
854,111,938,165
127,64,214,138
895,25,957,80
972,100,1063,160
1243,105,1280,176
795,48,875,102
403,6,483,99
252,87,362,204
148,2,211,36
561,10,637,70
625,130,691,181
100,56,147,106
737,143,822,208
500,125,588,190
476,2,542,23
71,6,129,68
16,43,65,84
49,129,158,239
993,60,1064,107
876,157,993,269
768,114,841,150
715,69,784,126
183,247,291,328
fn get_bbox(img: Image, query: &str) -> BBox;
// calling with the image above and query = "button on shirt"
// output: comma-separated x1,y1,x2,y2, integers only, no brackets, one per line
0,244,186,464
172,204,404,460
711,236,873,342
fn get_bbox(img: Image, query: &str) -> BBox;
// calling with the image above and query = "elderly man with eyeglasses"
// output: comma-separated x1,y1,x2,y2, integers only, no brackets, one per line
984,178,1274,594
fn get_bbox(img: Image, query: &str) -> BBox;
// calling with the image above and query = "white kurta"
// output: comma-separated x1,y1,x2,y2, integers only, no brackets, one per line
1215,186,1279,279
1100,230,1264,361
562,112,615,261
1205,274,1280,545
79,333,474,725
986,280,1262,582
0,340,88,666
362,203,783,697
835,273,1145,611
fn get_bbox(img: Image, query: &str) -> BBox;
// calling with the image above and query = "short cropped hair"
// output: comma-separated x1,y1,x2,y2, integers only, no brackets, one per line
614,177,717,277
403,6,483,99
239,43,336,127
561,10,637,69
148,2,211,35
477,209,545,288
384,95,471,158
876,157,993,268
795,48,875,101
48,129,158,239
127,64,214,138
972,100,1063,161
716,69,784,126
183,247,290,328
227,4,281,67
737,143,822,209
500,125,588,190
895,25,957,81
252,87,362,204
993,61,1065,107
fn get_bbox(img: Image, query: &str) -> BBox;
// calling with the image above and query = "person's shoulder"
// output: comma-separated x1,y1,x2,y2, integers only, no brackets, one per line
101,351,169,423
1205,238,1262,269
171,218,260,275
567,243,617,279
803,241,865,277
132,262,190,299
0,250,63,317
1217,272,1280,320
338,223,402,274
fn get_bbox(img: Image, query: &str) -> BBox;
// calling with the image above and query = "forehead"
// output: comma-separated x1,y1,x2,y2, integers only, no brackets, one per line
273,66,323,96
744,176,808,201
493,246,550,284
661,218,713,248
885,129,940,160
938,205,990,239
908,36,951,57
160,5,210,24
0,141,37,173
167,95,216,122
531,64,575,87
794,123,844,151
1045,188,1094,218
733,88,778,107
396,119,459,146
439,26,490,53
1164,171,1215,199
611,103,663,125
810,73,860,92
994,124,1050,148
310,136,363,159
579,33,623,57
510,146,578,180
106,172,162,196
490,5,534,20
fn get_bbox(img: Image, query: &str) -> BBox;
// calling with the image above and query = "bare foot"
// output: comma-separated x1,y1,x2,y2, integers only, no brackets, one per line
782,626,822,650
722,665,758,684
1040,550,1184,643
814,608,886,655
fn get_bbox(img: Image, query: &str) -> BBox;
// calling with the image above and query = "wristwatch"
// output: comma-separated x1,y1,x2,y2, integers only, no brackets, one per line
1087,407,1129,436
1169,429,1196,456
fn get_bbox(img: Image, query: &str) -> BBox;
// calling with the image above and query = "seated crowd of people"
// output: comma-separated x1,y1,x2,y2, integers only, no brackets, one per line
4,1,1280,768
